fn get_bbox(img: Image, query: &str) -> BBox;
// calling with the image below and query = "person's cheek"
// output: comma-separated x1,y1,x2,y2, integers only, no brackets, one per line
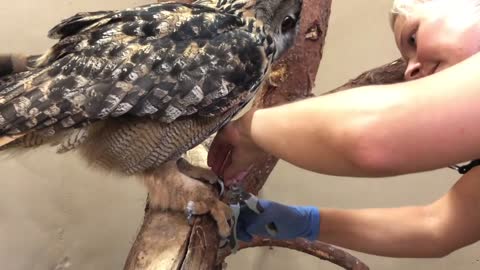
419,30,454,72
419,16,456,59
456,30,480,59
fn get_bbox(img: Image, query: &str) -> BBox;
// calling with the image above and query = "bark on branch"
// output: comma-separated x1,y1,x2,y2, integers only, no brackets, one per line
327,58,406,94
214,238,370,270
123,1,407,270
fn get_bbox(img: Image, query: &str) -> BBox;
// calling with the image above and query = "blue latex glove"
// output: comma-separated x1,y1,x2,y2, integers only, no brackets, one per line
237,199,320,242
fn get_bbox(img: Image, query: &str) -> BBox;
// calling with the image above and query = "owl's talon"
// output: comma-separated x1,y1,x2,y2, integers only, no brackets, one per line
182,199,232,238
177,158,222,185
213,202,233,238
198,172,221,185
147,163,233,239
217,179,225,197
186,201,196,225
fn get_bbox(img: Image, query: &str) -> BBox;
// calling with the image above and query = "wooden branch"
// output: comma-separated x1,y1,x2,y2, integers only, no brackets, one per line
216,238,370,270
241,238,369,270
123,210,219,270
326,58,406,94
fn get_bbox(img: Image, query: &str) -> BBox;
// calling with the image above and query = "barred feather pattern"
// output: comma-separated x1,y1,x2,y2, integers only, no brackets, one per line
0,0,302,176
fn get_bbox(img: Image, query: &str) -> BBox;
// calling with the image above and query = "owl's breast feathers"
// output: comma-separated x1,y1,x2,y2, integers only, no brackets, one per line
0,2,274,137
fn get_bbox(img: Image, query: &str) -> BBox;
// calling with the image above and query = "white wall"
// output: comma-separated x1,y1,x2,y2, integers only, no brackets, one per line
1,0,479,269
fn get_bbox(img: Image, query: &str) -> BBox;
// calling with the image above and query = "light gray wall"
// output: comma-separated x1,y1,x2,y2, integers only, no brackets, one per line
1,0,479,269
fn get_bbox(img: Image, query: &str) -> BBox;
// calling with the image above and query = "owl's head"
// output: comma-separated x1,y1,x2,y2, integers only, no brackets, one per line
255,0,303,60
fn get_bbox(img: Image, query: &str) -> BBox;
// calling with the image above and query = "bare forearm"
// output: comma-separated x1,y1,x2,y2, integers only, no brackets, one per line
319,206,444,258
249,53,480,176
319,168,480,258
248,86,406,177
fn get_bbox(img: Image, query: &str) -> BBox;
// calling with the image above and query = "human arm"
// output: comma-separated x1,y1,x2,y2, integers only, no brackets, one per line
209,52,480,180
319,167,480,257
241,167,480,258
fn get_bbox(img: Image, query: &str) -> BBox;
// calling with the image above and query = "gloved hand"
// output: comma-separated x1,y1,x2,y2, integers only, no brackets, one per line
237,199,320,242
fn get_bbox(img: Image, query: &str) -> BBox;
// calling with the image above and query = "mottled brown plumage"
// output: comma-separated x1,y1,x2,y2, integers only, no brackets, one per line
0,0,302,237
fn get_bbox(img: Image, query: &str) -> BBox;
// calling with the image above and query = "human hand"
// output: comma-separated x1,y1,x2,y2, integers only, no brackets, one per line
237,199,320,242
207,109,267,185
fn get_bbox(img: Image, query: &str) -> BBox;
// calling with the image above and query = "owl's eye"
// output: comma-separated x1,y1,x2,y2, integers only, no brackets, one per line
281,15,297,33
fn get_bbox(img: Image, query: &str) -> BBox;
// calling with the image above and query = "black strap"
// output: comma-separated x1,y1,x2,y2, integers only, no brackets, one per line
450,159,480,174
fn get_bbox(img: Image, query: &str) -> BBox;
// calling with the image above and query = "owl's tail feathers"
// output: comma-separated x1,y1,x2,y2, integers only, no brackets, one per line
0,133,25,148
0,71,50,147
0,54,45,147
0,65,54,137
0,66,48,103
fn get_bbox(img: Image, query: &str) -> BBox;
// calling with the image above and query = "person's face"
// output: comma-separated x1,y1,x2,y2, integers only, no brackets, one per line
394,5,480,81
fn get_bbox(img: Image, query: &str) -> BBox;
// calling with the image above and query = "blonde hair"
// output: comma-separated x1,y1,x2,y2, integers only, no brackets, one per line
389,0,480,30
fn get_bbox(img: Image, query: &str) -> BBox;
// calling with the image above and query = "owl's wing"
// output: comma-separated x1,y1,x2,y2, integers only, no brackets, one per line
0,3,269,136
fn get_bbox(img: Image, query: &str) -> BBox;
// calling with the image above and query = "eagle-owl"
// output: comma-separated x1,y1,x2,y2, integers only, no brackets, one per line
0,0,303,238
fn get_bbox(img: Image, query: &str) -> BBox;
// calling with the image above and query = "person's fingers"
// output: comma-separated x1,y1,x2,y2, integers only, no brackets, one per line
211,145,231,176
257,199,271,210
224,150,254,179
224,165,253,186
237,214,255,242
237,207,263,241
208,122,239,171
207,118,262,181
218,148,232,176
237,228,253,242
207,131,225,167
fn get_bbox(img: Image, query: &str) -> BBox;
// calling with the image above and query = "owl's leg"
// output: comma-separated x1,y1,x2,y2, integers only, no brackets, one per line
177,157,220,184
176,158,224,196
144,161,232,238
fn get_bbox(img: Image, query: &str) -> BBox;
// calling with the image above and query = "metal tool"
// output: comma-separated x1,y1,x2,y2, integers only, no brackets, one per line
215,151,276,252
222,184,278,253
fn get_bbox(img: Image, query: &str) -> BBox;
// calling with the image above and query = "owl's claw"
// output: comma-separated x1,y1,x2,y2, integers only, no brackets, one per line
217,178,225,197
186,201,196,226
147,162,232,239
177,158,225,195
194,170,222,186
183,199,232,238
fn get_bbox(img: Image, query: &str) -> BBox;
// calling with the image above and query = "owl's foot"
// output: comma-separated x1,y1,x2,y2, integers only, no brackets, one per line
185,199,232,238
177,157,225,195
145,161,233,238
177,157,220,184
